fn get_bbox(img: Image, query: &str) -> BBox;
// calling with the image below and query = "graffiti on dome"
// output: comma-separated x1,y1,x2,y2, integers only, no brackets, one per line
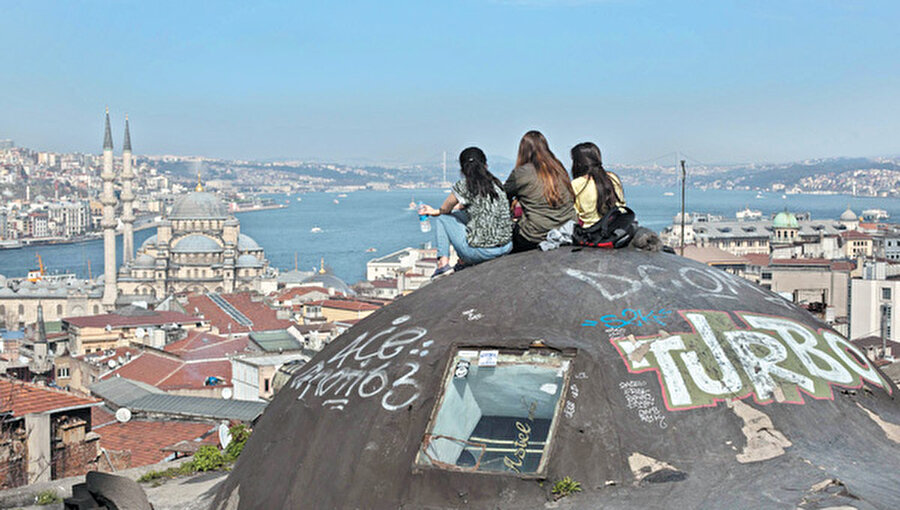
565,263,792,309
289,318,433,412
610,310,889,411
581,308,672,329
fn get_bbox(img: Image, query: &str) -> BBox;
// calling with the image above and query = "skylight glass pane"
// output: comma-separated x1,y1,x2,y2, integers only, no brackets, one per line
416,349,571,476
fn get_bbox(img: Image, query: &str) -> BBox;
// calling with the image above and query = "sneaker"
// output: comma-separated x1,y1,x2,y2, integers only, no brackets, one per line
431,265,454,279
452,262,467,272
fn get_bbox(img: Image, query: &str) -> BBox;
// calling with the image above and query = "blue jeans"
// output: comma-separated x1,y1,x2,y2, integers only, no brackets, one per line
434,211,512,265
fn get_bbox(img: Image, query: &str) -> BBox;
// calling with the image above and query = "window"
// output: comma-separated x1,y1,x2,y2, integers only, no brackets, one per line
264,378,270,392
761,271,772,280
883,288,892,300
415,348,573,476
57,367,70,378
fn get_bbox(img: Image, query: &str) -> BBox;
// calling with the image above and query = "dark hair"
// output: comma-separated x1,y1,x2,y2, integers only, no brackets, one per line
516,130,573,207
459,147,502,200
571,142,617,214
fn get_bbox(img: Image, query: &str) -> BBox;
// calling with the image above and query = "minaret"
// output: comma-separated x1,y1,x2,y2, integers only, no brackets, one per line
101,108,118,309
121,115,135,264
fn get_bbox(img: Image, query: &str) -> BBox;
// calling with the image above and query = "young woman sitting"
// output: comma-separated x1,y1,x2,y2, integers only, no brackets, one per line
570,142,626,227
418,147,513,277
504,130,576,252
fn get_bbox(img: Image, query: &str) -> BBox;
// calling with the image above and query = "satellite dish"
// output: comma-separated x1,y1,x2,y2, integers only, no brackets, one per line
107,359,117,369
135,327,146,339
221,387,233,400
115,408,132,423
218,423,232,449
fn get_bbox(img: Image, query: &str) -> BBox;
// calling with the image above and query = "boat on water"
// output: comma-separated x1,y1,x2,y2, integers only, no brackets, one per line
408,199,417,210
862,208,890,220
755,192,764,199
337,193,348,198
663,191,675,197
333,199,340,204
781,194,787,199
366,248,377,253
310,227,323,233
296,197,302,202
735,207,763,220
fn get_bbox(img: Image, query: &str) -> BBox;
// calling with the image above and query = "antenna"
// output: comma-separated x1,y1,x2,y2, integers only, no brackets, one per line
680,159,687,256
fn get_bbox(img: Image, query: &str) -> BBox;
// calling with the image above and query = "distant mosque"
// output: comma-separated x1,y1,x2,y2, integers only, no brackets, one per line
98,110,276,308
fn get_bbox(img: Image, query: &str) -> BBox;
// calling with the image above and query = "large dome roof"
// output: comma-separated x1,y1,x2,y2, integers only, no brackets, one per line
215,248,900,509
170,191,227,219
773,210,799,229
172,234,223,253
238,234,260,251
840,207,858,221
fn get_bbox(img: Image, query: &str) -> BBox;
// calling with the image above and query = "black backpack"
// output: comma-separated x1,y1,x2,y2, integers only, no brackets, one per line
572,206,637,248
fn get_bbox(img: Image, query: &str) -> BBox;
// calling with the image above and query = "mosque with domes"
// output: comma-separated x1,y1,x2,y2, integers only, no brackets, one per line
97,110,276,306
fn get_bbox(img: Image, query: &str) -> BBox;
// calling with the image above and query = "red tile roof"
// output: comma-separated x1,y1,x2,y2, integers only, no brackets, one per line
743,253,771,267
165,330,250,361
275,286,332,302
91,412,216,467
186,292,292,334
102,351,233,391
306,299,380,312
0,378,100,418
841,230,872,240
370,279,398,289
770,258,832,266
63,311,202,329
103,352,183,386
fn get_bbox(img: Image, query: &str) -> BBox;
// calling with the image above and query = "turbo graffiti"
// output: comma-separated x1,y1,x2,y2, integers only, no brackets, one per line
611,310,890,411
582,308,672,329
289,315,433,411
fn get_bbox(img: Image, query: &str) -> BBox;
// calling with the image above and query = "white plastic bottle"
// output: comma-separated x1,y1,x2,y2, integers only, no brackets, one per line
418,202,431,233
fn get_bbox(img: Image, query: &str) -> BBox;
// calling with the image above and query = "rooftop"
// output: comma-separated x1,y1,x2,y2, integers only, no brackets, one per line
63,310,203,330
248,329,303,352
0,378,100,418
186,292,292,334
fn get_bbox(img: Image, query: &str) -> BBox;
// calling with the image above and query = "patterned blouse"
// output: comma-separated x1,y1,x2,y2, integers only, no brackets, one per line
452,179,513,248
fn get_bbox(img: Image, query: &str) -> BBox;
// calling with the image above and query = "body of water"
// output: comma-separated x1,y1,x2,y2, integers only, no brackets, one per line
2,187,899,284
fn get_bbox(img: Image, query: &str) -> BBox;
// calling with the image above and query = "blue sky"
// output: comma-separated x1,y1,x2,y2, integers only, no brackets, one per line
1,0,898,165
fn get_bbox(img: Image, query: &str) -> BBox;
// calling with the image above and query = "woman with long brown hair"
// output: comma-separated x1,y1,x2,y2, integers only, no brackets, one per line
504,130,576,252
570,141,626,227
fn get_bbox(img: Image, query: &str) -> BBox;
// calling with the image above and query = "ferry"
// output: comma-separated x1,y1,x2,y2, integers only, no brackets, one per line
735,207,763,220
27,254,46,282
663,191,675,197
310,227,323,233
337,193,348,198
862,209,890,221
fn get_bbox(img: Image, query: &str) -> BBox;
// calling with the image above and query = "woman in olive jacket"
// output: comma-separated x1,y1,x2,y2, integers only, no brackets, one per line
504,130,576,252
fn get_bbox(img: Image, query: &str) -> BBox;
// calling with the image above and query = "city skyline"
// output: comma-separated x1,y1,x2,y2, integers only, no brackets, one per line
1,1,899,166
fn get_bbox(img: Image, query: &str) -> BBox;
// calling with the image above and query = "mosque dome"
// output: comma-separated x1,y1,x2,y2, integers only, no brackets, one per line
236,254,262,268
140,234,157,250
172,234,223,253
238,234,261,251
214,248,900,510
840,208,858,221
301,272,354,295
773,211,799,229
133,254,156,268
170,191,228,219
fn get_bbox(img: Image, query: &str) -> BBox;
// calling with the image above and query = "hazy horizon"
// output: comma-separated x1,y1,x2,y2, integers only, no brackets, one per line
2,1,899,166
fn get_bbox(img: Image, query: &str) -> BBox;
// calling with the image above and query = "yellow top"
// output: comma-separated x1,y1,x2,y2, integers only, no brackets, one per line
572,172,626,227
195,171,204,192
319,257,326,274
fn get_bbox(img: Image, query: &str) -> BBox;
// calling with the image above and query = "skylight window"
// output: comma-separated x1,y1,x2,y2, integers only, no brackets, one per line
415,348,572,476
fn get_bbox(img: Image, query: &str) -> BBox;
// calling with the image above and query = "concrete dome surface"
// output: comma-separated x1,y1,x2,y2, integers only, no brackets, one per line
170,191,227,219
213,248,900,510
